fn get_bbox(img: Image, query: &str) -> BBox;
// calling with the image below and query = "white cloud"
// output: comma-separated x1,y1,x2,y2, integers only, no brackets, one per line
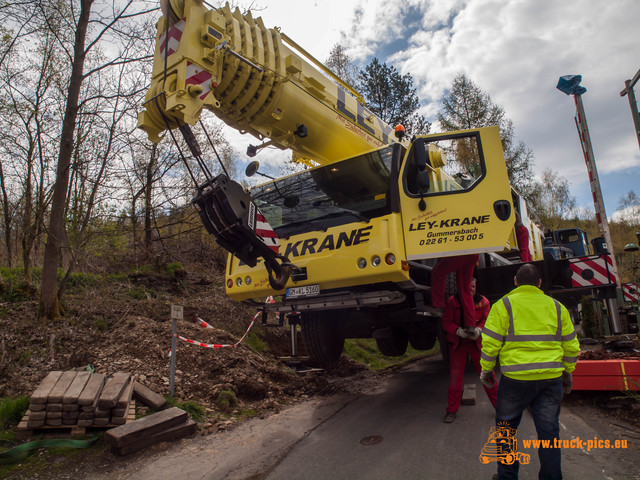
212,0,640,218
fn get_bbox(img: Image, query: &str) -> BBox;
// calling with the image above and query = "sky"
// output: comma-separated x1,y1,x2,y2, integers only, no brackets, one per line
221,0,640,221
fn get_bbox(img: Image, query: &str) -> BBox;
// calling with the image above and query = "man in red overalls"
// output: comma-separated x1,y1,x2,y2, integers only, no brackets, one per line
441,278,498,423
429,254,479,327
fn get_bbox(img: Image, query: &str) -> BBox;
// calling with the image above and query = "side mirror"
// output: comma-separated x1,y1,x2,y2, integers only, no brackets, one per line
414,139,427,170
245,160,260,177
417,170,430,190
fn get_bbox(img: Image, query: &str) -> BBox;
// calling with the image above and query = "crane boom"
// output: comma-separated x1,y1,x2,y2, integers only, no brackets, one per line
138,0,404,165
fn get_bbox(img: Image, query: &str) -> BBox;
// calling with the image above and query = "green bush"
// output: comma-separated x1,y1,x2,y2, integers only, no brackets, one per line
166,262,186,277
0,397,29,429
215,390,238,413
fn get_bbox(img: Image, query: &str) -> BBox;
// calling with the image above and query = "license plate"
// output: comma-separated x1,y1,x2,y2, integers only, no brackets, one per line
286,284,320,298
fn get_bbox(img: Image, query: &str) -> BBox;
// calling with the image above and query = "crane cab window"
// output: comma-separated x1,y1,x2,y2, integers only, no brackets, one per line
252,145,397,237
403,131,486,197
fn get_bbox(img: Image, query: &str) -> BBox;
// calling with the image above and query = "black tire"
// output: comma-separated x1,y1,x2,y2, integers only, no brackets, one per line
300,311,345,366
375,327,409,356
408,326,437,350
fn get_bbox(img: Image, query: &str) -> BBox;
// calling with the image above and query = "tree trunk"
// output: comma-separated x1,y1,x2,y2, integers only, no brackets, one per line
144,143,157,251
0,161,13,267
39,0,94,322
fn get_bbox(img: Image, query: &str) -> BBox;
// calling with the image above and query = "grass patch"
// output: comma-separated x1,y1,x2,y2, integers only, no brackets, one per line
245,332,267,353
166,262,185,277
92,319,109,332
343,338,438,370
0,397,29,429
215,390,238,413
66,272,101,292
235,408,259,420
167,398,207,423
127,285,153,300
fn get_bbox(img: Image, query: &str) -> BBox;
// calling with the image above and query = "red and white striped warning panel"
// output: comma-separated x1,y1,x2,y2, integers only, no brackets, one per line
569,255,617,288
185,62,214,100
622,283,639,302
255,211,280,254
247,202,279,254
159,19,186,59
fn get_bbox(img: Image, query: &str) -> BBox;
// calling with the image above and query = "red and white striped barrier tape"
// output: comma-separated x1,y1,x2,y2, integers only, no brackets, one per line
169,313,259,356
192,316,214,329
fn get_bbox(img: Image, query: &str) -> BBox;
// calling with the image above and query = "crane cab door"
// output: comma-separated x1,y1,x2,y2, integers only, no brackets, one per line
399,127,514,261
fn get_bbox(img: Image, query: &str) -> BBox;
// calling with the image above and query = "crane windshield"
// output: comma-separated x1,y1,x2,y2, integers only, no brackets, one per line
251,145,397,238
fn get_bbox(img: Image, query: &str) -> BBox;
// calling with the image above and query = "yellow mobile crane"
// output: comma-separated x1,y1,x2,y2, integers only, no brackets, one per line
139,0,548,364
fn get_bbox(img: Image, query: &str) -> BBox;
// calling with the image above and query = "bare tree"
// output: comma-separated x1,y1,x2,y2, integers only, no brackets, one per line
38,0,156,321
325,43,358,87
616,190,640,226
528,168,577,230
0,25,61,281
438,73,536,200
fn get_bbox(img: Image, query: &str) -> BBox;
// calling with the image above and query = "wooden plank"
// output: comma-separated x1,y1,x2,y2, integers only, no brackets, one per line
461,384,477,405
113,418,197,456
48,371,78,403
115,378,135,410
112,407,127,418
78,373,106,406
63,371,91,404
95,407,110,418
30,371,63,404
97,373,130,409
133,381,168,410
27,411,46,421
104,407,188,449
62,411,79,420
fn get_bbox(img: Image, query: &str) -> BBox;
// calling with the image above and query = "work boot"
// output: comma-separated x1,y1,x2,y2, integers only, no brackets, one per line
443,412,456,423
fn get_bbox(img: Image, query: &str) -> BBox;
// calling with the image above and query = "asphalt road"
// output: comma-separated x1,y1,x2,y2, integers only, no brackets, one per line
96,357,640,480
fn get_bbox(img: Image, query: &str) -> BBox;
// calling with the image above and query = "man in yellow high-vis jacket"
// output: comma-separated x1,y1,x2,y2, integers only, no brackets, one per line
480,264,580,480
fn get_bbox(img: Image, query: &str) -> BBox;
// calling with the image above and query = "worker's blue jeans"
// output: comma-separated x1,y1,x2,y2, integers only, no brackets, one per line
495,375,563,480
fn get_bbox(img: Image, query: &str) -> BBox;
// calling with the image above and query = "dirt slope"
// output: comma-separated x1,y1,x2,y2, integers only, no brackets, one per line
0,267,369,420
